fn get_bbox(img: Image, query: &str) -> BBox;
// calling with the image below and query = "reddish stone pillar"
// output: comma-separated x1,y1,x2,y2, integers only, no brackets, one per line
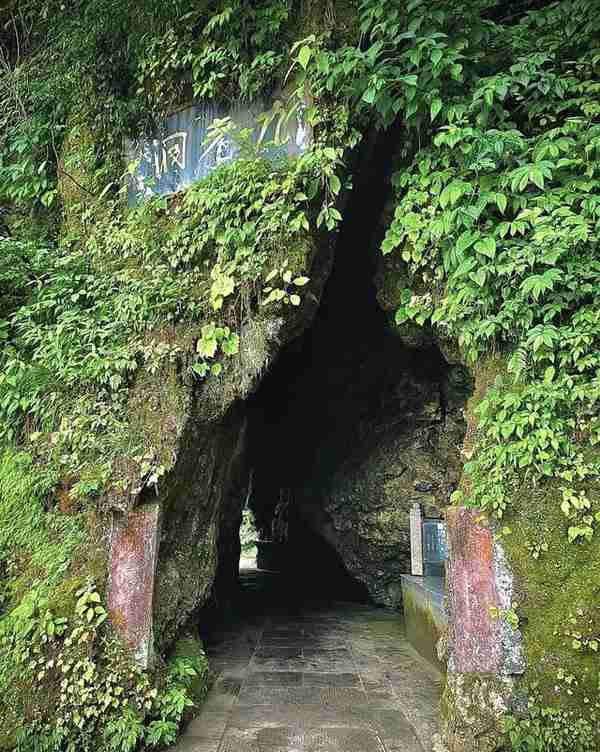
107,504,161,668
441,507,526,752
445,507,503,673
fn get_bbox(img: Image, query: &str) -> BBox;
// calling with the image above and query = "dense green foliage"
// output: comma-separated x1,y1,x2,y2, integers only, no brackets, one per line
383,0,600,532
2,0,600,749
372,0,600,744
505,701,596,752
0,449,209,752
0,2,345,748
0,144,336,495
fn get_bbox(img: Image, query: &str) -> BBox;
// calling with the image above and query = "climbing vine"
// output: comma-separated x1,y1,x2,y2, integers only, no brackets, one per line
381,0,600,530
375,0,600,743
0,5,350,746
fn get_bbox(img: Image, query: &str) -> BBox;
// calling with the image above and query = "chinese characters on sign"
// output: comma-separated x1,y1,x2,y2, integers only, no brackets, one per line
125,100,310,205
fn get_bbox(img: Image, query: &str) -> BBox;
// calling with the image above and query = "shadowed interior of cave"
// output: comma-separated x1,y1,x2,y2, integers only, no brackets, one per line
201,127,469,633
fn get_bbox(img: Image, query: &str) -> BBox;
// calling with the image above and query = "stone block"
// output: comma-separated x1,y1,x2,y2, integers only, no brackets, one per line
107,504,160,668
409,503,424,576
445,507,502,674
401,574,447,672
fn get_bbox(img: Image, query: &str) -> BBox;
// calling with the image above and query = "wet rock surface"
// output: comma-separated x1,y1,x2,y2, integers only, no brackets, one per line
174,570,442,752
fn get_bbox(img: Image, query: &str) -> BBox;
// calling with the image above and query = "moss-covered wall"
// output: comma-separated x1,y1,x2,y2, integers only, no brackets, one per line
439,355,600,751
503,485,600,710
129,242,334,652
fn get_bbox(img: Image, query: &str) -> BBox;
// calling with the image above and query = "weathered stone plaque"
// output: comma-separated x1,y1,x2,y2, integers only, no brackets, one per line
409,503,424,576
423,518,447,577
445,507,503,673
107,504,160,667
125,99,310,204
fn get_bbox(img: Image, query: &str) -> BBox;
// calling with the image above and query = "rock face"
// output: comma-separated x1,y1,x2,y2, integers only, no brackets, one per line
152,403,248,649
123,239,335,653
436,356,600,751
292,346,470,607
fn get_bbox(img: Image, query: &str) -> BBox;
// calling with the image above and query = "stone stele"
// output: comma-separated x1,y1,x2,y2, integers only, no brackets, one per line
107,503,161,668
445,507,503,673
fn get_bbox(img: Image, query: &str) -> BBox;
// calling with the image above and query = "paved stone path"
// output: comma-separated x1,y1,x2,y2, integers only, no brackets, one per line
173,574,442,752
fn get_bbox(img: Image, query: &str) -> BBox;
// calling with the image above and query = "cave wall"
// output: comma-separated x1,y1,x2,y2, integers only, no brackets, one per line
247,323,470,608
116,231,336,655
294,349,470,607
153,401,248,649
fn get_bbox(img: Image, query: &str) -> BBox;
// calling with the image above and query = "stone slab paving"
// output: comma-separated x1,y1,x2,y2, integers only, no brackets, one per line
173,598,442,752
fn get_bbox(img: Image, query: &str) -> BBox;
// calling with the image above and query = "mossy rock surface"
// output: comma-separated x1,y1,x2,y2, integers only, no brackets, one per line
444,353,600,748
293,345,469,608
503,483,600,707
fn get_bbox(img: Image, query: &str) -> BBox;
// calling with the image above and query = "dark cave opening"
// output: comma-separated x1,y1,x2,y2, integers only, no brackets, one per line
239,129,456,607
202,127,471,629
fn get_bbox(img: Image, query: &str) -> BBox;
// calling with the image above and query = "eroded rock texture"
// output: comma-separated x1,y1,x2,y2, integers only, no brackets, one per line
245,129,471,607
248,318,469,607
134,239,335,650
300,356,469,607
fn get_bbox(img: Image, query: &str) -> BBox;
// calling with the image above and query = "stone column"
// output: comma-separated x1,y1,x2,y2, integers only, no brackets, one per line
107,503,161,668
445,507,503,672
410,502,424,576
440,507,525,752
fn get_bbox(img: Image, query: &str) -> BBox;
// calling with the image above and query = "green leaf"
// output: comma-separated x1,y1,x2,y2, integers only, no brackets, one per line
298,46,313,70
192,363,208,378
440,180,467,209
475,237,496,259
362,87,377,105
197,337,218,358
400,75,418,87
456,231,478,255
221,334,239,355
431,48,443,67
530,167,545,189
495,193,507,214
430,98,442,122
470,269,487,287
395,307,409,325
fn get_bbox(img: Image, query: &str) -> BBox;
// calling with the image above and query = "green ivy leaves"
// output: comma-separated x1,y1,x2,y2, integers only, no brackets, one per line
262,263,310,308
379,0,600,541
193,324,239,379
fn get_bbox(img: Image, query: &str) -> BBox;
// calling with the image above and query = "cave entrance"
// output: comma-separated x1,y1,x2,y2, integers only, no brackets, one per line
239,507,258,570
190,129,470,751
223,127,469,612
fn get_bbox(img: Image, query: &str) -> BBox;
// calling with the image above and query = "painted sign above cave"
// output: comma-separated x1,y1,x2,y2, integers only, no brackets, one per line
125,99,310,205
